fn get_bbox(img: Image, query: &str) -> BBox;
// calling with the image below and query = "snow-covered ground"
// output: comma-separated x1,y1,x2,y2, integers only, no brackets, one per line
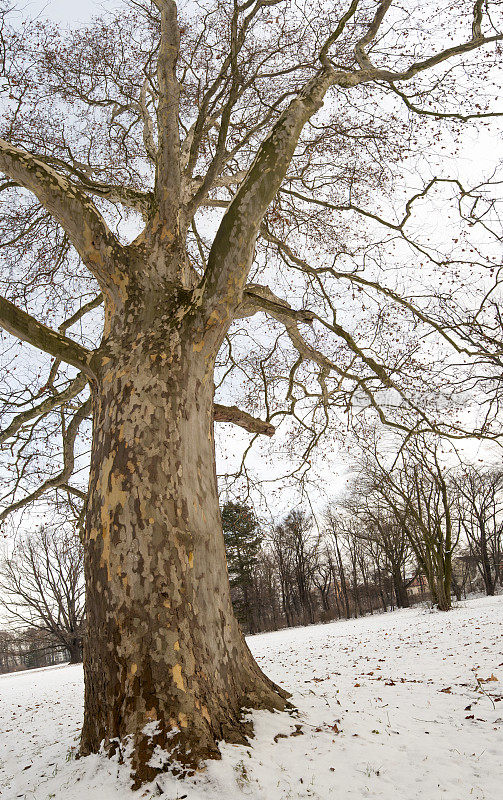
1,595,502,799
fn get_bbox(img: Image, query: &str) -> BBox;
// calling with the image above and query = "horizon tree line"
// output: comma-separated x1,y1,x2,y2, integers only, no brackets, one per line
3,449,500,673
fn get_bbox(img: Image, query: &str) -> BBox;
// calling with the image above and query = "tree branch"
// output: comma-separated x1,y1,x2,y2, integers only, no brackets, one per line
354,0,392,70
138,76,158,163
388,82,502,121
34,152,154,218
197,2,501,332
240,283,488,440
259,222,478,358
0,295,95,378
357,33,503,86
214,403,275,436
0,139,123,288
0,397,92,522
0,372,88,445
199,65,335,320
152,0,182,227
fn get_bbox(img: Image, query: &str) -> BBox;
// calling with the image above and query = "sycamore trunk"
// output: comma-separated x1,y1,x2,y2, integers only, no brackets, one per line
80,278,287,783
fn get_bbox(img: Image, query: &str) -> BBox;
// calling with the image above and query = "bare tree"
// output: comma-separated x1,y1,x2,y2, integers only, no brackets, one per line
281,510,319,624
0,629,22,673
357,436,460,610
0,0,501,781
454,467,503,595
324,509,352,619
0,526,85,663
250,547,282,631
312,551,334,614
270,518,298,627
0,626,72,672
343,484,413,607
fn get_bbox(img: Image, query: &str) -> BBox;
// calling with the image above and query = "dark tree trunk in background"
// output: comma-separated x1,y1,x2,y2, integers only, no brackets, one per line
392,567,409,608
479,522,496,595
68,639,83,664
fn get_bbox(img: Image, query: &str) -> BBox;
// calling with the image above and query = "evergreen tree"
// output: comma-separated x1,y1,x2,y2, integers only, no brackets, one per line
222,502,262,634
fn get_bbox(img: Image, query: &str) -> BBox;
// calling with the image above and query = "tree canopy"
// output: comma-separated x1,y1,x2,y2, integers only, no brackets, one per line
0,0,501,522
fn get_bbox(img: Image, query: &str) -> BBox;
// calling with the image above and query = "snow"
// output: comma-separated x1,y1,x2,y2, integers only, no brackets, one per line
1,595,502,799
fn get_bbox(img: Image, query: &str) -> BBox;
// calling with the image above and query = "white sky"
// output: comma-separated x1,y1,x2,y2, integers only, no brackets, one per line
22,1,121,23
7,0,503,524
10,0,352,520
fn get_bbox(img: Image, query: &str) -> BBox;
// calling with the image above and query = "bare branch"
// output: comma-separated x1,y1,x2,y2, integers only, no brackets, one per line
319,0,360,66
214,403,275,436
0,295,95,377
354,1,392,70
0,372,88,445
138,77,158,163
153,0,182,227
57,294,103,336
388,83,502,121
358,32,503,86
34,153,154,217
0,140,123,288
0,397,92,522
199,66,335,321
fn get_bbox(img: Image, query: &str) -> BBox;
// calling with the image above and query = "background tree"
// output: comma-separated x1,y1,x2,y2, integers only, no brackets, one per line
356,435,460,610
312,547,334,614
248,547,282,631
343,487,413,608
278,510,319,625
0,0,501,783
324,509,352,619
0,525,85,663
454,467,503,595
270,518,298,627
0,629,21,673
221,500,262,633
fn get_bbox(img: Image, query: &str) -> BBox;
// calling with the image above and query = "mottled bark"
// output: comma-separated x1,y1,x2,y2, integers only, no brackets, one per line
80,281,287,783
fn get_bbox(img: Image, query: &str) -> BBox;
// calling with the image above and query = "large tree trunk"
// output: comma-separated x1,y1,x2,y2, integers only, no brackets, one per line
479,527,495,596
67,638,83,664
80,299,287,783
392,567,409,608
435,580,451,611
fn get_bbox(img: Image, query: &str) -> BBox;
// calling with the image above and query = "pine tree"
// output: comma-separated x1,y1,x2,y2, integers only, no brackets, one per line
222,502,262,634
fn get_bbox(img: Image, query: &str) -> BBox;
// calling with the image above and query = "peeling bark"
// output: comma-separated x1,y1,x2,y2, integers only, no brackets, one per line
81,288,287,783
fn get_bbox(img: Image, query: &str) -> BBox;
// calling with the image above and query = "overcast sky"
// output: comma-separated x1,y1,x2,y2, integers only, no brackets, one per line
8,0,501,524
23,0,122,23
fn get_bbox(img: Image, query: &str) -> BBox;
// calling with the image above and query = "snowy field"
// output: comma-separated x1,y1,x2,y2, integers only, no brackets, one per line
1,595,502,800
